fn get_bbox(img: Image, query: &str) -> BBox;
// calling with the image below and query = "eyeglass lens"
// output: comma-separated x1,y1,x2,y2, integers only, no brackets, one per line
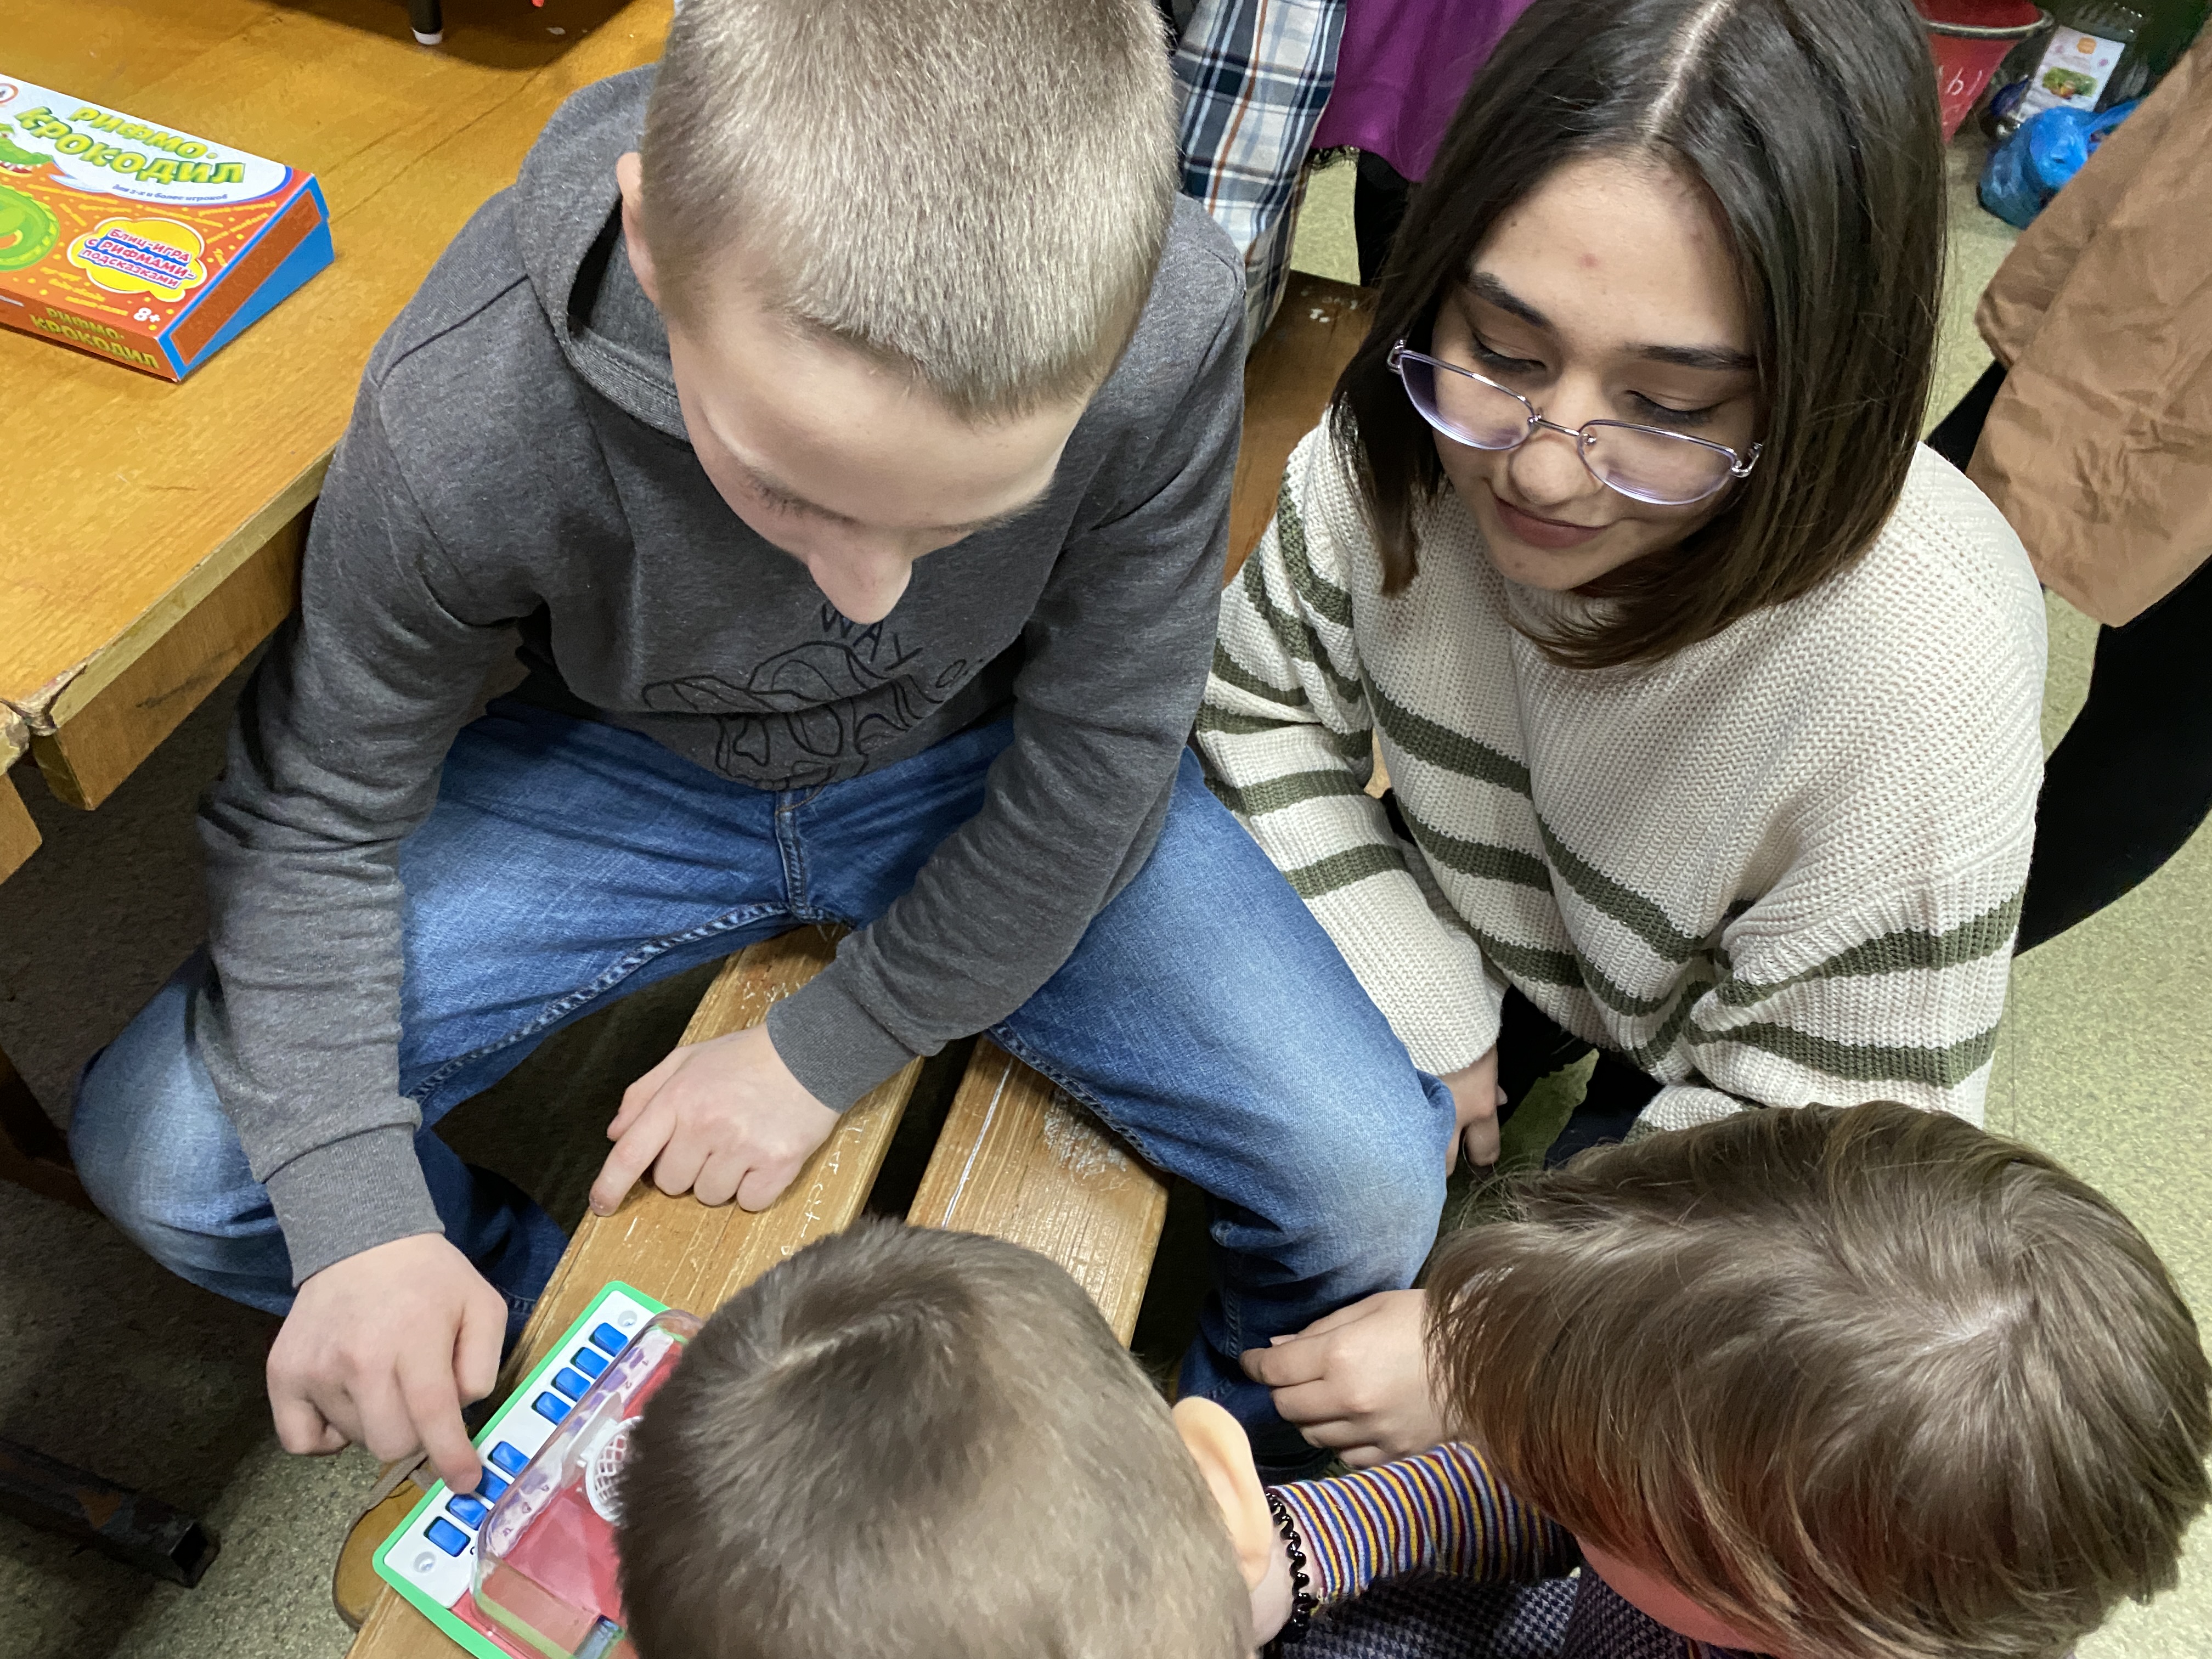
1397,351,1737,507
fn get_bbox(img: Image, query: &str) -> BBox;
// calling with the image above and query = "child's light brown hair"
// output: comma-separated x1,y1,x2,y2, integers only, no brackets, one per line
616,1220,1249,1659
1429,1102,2211,1659
639,0,1176,417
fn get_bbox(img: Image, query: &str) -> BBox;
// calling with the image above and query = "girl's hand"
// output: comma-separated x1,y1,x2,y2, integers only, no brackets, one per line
1239,1290,1447,1468
1442,1046,1505,1171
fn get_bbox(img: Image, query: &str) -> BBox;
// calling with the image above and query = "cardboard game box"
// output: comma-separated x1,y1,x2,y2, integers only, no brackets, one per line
0,76,332,380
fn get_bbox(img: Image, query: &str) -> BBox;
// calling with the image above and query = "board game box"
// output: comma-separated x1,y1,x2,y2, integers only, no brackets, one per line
0,75,332,380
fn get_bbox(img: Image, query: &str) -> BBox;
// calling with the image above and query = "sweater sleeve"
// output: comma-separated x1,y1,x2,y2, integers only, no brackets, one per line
1634,453,2043,1135
198,388,518,1283
1195,430,1503,1074
1269,1443,1580,1604
1639,844,2025,1134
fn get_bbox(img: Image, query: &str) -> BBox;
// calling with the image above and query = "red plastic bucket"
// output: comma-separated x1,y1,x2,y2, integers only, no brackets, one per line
1919,0,2050,138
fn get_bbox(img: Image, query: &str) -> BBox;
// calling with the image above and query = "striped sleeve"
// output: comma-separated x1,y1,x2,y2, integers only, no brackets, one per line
1268,1443,1580,1604
1197,430,1503,1074
1637,850,2025,1132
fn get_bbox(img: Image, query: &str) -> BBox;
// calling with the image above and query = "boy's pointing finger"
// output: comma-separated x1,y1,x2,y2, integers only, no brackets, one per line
591,1105,676,1215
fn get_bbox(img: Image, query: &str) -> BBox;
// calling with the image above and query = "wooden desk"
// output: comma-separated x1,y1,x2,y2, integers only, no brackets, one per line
0,0,666,822
0,719,33,884
0,0,668,1190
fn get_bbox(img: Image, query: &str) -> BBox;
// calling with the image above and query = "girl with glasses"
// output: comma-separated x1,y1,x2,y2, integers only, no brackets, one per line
1199,0,2050,1558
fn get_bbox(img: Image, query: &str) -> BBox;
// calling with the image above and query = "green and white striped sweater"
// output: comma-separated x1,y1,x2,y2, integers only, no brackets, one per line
1198,429,2047,1129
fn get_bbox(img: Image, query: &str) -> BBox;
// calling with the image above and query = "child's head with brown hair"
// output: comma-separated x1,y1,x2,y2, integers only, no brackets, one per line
1428,1102,2212,1659
615,1220,1258,1659
1332,0,1948,669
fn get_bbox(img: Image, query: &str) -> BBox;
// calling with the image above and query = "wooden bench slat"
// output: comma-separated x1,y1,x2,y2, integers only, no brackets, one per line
1227,272,1377,580
348,925,921,1659
906,1040,1167,1345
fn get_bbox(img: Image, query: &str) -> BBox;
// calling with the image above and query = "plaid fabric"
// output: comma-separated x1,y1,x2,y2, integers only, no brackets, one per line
1298,1575,1581,1659
1291,1572,1746,1659
1560,1576,1749,1659
1172,0,1347,342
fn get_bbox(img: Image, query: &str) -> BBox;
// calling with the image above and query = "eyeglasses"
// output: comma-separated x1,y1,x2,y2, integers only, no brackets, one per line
1387,340,1761,507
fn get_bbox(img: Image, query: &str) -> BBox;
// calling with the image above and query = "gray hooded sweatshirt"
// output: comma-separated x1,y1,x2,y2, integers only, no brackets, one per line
200,70,1245,1283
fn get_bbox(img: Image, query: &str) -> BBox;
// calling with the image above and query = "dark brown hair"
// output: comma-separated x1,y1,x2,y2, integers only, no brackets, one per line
1335,0,1945,668
617,1221,1248,1659
1427,1103,2212,1659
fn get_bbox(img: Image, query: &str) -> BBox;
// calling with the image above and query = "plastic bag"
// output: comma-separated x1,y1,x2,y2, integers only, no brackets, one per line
1979,99,2140,225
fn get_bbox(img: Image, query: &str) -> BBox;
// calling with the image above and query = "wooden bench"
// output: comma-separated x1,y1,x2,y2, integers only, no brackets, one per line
1229,272,1376,578
907,1040,1167,1344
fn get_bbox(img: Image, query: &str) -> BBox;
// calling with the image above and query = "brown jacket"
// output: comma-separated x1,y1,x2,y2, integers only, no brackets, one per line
1970,33,2212,626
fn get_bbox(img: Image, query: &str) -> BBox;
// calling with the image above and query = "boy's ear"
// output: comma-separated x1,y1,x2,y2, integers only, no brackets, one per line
614,151,662,308
1173,1397,1277,1591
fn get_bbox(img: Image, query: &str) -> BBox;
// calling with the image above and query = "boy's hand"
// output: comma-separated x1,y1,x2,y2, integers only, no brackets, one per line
1442,1046,1505,1171
267,1233,506,1493
1239,1289,1447,1468
590,1024,839,1216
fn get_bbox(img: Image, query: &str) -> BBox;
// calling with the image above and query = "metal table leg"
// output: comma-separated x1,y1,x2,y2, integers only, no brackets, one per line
0,1438,219,1585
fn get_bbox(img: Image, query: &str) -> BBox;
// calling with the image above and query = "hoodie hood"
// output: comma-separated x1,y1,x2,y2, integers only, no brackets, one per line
511,67,687,438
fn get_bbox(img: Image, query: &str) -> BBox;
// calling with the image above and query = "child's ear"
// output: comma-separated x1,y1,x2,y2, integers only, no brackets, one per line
1173,1397,1277,1590
614,150,662,308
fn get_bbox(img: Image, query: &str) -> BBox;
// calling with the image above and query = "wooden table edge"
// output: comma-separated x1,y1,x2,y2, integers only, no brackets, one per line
25,454,331,735
1,725,37,885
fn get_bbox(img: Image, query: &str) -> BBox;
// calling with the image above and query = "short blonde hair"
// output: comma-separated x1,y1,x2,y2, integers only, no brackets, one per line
1429,1103,2212,1659
639,0,1177,416
618,1221,1249,1659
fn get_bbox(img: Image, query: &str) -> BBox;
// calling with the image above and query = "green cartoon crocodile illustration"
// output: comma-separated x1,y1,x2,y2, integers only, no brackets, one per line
0,183,60,271
0,120,46,172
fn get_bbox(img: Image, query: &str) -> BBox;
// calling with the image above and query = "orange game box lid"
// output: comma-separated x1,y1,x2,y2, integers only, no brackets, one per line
0,76,334,381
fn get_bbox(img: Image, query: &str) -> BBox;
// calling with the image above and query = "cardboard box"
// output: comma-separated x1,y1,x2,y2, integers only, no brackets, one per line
0,76,332,381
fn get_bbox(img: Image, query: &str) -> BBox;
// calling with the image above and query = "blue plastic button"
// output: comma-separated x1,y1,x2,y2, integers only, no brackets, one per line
533,1391,571,1425
551,1366,591,1402
475,1469,509,1501
570,1346,608,1379
589,1322,628,1356
487,1441,529,1477
448,1493,489,1528
425,1516,471,1556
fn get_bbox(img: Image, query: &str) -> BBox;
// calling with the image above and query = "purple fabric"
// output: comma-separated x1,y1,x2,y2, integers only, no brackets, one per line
1311,0,1535,180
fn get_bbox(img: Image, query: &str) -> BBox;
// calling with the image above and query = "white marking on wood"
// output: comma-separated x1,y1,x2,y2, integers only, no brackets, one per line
1041,1094,1128,1184
936,1059,1013,1225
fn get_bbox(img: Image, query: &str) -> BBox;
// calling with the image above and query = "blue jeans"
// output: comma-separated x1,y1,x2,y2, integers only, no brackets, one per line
71,702,1452,1441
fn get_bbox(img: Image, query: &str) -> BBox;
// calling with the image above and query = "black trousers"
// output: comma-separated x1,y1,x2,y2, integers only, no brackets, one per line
1929,363,2212,951
1352,150,1413,287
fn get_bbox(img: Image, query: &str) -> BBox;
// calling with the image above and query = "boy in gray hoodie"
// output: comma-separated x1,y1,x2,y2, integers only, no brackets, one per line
69,0,1455,1491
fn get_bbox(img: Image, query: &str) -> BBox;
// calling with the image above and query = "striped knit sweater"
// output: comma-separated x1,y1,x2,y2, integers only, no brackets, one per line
1272,1444,1735,1658
1198,429,2045,1128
